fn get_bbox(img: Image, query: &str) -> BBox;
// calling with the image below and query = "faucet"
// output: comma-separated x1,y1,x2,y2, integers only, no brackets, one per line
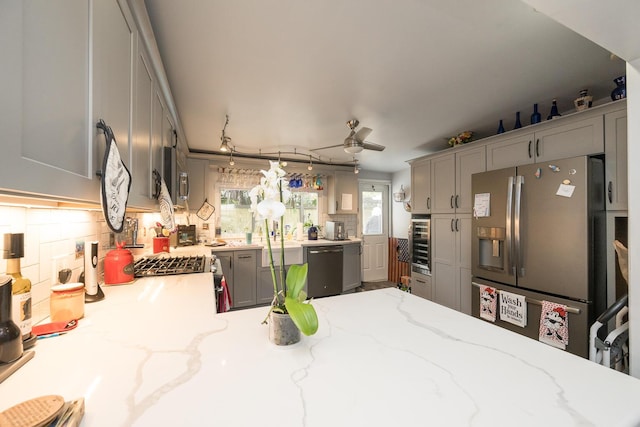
124,217,144,248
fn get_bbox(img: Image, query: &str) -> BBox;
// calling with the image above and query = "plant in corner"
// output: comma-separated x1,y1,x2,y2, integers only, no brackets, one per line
249,161,318,343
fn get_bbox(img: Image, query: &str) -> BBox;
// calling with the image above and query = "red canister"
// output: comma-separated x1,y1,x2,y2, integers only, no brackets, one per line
153,237,170,254
104,244,134,285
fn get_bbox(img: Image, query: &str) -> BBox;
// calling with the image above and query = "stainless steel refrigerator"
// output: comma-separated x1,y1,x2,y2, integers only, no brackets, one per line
471,156,606,358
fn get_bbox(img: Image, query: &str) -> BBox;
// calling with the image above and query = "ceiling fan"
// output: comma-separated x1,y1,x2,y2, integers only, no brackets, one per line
314,119,386,154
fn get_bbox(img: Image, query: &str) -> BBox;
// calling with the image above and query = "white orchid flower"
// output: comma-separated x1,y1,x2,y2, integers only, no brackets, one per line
256,199,286,222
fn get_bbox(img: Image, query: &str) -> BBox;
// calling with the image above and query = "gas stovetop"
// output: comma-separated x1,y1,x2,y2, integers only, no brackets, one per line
134,255,208,277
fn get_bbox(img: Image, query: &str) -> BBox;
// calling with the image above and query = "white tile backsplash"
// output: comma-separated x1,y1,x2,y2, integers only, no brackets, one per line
0,205,103,325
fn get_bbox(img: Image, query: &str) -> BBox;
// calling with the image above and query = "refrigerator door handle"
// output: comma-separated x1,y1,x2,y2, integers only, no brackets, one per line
514,175,524,277
506,176,515,275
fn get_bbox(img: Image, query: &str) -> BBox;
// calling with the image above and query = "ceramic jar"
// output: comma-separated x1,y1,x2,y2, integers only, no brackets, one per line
611,76,626,101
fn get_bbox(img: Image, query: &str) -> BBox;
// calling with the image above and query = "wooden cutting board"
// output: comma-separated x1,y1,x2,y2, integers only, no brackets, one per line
0,394,65,427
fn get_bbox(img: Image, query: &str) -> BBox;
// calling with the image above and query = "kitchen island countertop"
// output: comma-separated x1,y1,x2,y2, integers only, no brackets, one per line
1,278,640,426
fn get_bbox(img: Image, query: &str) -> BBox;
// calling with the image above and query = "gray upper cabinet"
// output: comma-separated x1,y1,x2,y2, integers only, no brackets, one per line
187,158,209,211
327,171,359,214
486,112,605,171
1,1,96,202
93,0,134,172
604,106,627,211
1,0,181,209
430,145,485,214
410,158,431,214
131,44,154,206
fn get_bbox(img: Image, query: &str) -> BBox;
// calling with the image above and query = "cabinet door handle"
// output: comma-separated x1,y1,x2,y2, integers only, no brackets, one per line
455,218,460,232
528,140,532,158
536,139,540,158
238,255,252,259
608,181,613,204
336,201,339,211
450,219,455,232
450,195,454,209
427,197,431,210
455,195,459,209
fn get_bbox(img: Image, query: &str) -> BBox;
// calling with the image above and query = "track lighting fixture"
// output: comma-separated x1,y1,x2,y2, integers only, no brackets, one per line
219,115,233,152
307,155,313,171
278,151,287,167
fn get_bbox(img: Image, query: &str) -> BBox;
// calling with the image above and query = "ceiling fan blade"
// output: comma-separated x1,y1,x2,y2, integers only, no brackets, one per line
362,141,386,151
311,143,343,151
354,127,372,142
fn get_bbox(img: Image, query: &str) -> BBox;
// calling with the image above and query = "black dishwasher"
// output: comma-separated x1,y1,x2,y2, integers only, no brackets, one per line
306,245,343,298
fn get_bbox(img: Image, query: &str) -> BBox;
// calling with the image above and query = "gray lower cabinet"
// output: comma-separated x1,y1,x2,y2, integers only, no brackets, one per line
258,265,292,305
343,243,362,292
214,250,258,309
232,251,258,308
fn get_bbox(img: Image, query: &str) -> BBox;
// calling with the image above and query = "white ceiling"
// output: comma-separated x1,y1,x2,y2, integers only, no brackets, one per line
144,0,625,173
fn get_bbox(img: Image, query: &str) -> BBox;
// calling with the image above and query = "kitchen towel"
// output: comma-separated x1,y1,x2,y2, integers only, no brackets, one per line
498,290,527,328
218,276,232,313
396,238,410,263
158,176,176,232
98,120,131,233
479,285,498,322
539,301,569,350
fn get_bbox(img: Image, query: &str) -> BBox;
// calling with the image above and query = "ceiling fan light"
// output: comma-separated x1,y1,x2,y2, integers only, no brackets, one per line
344,139,363,153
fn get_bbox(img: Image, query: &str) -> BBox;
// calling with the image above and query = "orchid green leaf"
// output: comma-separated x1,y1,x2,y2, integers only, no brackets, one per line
285,296,318,336
286,263,308,299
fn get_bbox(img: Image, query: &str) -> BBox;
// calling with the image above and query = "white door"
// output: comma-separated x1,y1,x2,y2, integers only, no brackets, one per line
360,182,389,282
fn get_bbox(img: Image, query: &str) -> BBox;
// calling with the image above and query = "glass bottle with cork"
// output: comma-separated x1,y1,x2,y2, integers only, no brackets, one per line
4,233,33,344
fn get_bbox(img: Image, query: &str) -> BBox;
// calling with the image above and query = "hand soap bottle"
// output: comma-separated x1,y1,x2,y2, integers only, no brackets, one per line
3,233,32,344
307,224,318,240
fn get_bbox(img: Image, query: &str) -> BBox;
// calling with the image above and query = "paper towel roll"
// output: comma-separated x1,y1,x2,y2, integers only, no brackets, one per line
84,241,99,295
296,222,304,241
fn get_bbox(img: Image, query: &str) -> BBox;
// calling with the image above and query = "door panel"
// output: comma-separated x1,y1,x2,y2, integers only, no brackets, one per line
517,157,591,299
471,167,516,286
361,183,389,281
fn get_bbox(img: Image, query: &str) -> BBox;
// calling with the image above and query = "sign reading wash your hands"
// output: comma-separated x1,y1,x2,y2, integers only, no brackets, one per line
499,291,527,328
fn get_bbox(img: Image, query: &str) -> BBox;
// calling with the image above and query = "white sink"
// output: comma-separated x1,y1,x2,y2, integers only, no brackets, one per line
261,246,303,267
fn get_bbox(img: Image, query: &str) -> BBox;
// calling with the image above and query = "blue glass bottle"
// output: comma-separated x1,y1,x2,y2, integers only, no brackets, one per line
513,112,522,130
530,104,541,124
547,99,561,120
497,120,505,134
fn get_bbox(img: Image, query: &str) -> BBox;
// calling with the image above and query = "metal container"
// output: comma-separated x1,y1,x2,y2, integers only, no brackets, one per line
324,221,345,240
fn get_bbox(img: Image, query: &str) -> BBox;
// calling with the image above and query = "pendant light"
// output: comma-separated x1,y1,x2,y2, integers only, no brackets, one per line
307,155,313,171
229,149,235,166
353,157,360,174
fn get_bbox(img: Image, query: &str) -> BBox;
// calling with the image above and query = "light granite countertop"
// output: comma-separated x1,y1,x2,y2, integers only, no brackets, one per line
1,279,639,426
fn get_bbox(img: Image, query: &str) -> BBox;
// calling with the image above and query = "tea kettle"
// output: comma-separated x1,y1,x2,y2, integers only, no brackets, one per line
104,243,134,285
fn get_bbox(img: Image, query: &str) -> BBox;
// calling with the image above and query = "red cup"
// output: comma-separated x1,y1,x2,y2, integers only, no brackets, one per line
153,237,170,254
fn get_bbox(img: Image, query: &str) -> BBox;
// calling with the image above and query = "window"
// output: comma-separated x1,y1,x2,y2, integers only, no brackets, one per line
219,188,319,237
